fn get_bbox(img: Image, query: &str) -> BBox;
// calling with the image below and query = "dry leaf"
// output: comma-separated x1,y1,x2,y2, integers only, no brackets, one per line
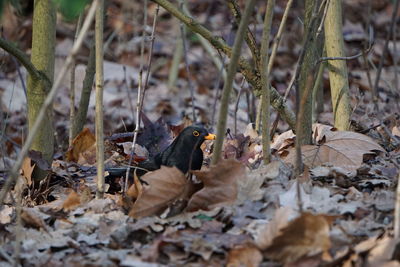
264,212,332,264
126,171,144,199
284,130,384,172
62,190,81,211
21,208,48,230
255,207,295,249
0,206,13,224
65,128,96,162
227,243,263,267
129,166,187,218
271,129,295,152
367,236,399,266
21,157,35,186
186,159,245,212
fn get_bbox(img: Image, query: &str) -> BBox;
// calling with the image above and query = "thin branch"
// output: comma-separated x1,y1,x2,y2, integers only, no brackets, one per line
267,0,294,73
140,5,159,113
179,0,196,122
284,0,326,100
227,0,260,65
69,14,83,146
318,46,372,63
260,0,275,164
125,2,159,192
71,41,96,139
95,0,105,199
211,0,257,165
0,37,45,82
151,0,296,129
125,0,149,193
0,0,99,205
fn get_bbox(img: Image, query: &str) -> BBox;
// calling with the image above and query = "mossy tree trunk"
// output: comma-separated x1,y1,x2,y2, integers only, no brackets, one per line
324,0,351,130
27,0,56,179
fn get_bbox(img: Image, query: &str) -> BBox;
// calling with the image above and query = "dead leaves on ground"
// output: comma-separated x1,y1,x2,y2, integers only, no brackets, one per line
187,160,245,211
65,128,96,164
128,166,188,218
125,159,245,218
281,124,385,172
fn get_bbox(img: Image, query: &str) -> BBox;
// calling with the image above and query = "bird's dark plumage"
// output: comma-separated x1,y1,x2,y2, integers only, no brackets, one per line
106,126,215,179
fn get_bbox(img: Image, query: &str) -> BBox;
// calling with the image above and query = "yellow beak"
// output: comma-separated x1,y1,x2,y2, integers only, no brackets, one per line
204,133,216,140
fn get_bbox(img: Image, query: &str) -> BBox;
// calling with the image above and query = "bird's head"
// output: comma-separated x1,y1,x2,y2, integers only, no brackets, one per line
177,125,216,148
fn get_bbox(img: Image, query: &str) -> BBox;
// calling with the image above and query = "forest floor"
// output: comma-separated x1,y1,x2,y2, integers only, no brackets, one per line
1,0,400,266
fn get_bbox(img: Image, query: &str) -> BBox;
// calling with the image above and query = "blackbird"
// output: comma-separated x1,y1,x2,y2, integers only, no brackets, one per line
106,125,216,179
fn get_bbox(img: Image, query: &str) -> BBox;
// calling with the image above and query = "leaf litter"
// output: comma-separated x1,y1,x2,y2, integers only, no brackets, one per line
1,1,400,266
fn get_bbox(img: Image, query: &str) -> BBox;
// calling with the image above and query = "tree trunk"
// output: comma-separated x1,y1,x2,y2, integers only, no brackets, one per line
324,0,351,130
297,0,322,145
27,0,56,180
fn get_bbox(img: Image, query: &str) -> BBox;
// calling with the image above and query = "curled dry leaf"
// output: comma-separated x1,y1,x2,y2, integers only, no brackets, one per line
186,159,245,212
129,166,187,218
263,212,332,264
21,208,48,231
21,157,35,186
271,129,295,152
255,207,295,250
227,243,263,267
62,190,81,211
284,130,385,172
65,128,96,163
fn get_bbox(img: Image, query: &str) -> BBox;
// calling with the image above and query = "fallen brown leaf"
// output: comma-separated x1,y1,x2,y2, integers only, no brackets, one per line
65,128,96,163
21,208,48,231
186,159,245,212
62,190,81,211
284,130,384,172
264,212,332,264
255,207,295,250
227,243,263,267
21,157,35,187
129,166,187,218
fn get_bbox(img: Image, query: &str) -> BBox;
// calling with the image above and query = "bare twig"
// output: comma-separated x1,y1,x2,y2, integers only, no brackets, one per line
167,27,183,90
140,5,159,112
69,14,83,146
0,0,99,205
179,0,196,122
267,0,294,73
234,79,246,135
124,3,159,192
124,0,149,193
318,46,372,63
227,0,260,65
0,37,44,82
151,0,296,129
123,66,135,116
71,41,96,139
211,0,256,165
260,0,275,164
211,52,227,127
95,0,105,199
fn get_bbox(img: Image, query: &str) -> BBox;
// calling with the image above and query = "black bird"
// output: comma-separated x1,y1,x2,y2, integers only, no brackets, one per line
106,125,216,179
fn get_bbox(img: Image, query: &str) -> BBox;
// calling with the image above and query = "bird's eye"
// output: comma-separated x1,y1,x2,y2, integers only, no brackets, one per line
193,131,200,137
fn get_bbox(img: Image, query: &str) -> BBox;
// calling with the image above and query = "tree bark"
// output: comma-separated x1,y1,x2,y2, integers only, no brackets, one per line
27,0,56,180
324,0,351,130
296,0,322,145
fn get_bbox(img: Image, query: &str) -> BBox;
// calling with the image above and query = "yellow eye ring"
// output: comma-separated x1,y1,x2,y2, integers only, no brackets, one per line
193,131,200,137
